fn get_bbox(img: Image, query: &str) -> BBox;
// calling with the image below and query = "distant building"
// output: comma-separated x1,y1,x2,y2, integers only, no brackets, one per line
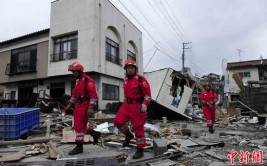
226,59,267,93
0,0,143,109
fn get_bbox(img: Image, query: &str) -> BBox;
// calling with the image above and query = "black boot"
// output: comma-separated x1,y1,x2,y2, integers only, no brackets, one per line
133,148,144,159
208,126,214,133
90,130,101,145
123,132,134,147
68,143,83,155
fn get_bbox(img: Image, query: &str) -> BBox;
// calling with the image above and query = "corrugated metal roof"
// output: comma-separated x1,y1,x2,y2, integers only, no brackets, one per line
227,59,267,69
0,29,50,46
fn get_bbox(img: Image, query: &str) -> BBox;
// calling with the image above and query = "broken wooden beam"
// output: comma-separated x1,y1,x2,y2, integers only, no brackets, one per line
0,137,61,146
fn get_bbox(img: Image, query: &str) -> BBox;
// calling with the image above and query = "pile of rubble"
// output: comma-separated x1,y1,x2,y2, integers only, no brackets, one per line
0,109,266,166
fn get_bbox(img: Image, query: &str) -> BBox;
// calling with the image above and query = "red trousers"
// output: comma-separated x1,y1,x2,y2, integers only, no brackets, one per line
114,102,147,148
73,101,93,142
202,105,215,127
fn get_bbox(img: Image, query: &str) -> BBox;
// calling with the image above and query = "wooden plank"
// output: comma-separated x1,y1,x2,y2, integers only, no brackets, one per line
0,137,61,146
232,73,244,91
0,149,26,162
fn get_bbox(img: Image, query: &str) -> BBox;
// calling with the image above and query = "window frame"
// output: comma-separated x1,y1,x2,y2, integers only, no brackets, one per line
105,37,121,65
52,33,78,62
127,50,136,61
237,71,251,78
102,83,119,100
9,45,37,74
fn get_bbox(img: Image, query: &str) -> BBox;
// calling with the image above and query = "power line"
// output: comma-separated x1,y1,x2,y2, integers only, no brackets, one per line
143,46,156,55
165,0,190,42
144,48,158,70
152,0,184,43
115,0,159,46
157,0,186,42
130,0,183,52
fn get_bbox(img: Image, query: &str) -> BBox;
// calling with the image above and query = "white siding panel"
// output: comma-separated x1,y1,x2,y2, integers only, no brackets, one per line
145,68,168,100
156,70,192,119
177,86,193,115
145,68,191,119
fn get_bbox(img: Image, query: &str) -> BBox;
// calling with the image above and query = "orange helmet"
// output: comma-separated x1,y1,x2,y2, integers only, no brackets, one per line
68,62,84,72
203,81,211,87
124,59,137,69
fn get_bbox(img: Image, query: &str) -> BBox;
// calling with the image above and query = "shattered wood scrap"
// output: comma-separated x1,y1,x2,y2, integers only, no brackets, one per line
47,140,60,159
26,143,48,155
0,149,26,162
0,137,61,146
232,72,244,91
40,118,73,128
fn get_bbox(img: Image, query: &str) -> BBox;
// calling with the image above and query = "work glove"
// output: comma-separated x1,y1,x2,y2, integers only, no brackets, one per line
208,103,214,109
61,109,67,116
87,106,94,117
140,104,147,113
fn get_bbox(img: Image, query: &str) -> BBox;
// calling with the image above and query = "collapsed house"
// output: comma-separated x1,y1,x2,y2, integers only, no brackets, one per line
144,68,204,120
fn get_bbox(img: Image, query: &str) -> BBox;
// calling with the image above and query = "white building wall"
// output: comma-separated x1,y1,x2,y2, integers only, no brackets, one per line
228,67,259,93
48,0,142,78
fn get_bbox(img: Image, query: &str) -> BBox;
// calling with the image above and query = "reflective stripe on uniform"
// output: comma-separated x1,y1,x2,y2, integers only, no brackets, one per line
118,124,129,133
207,120,212,125
76,132,85,141
89,98,97,105
136,137,146,145
144,95,151,102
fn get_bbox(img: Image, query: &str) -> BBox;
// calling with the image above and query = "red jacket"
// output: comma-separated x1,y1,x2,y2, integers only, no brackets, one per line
70,73,98,107
199,90,218,106
123,73,151,106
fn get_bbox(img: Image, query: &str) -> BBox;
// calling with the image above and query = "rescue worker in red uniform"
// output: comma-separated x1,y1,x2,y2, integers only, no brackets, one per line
114,59,151,159
64,62,101,155
199,81,218,133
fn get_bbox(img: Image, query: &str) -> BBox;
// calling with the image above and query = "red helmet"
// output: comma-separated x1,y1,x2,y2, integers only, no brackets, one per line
124,59,137,69
203,81,211,87
68,62,84,72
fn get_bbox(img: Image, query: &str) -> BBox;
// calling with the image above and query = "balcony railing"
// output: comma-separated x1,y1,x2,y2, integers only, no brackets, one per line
106,53,122,66
50,50,77,62
5,60,37,75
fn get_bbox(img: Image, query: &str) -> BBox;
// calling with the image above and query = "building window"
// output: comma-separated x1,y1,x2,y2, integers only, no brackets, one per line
5,93,10,100
7,45,37,75
50,82,65,98
102,83,119,100
51,33,78,62
237,72,251,78
105,37,121,65
127,50,136,61
10,91,16,100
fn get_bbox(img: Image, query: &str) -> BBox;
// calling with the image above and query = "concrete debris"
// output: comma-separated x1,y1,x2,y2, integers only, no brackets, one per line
148,159,176,166
0,110,266,166
153,138,168,156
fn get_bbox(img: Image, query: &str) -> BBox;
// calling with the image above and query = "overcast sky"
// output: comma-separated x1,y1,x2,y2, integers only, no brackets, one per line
1,0,267,77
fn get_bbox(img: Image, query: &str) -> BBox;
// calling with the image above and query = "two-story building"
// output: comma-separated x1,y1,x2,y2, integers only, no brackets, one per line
227,59,267,93
0,0,143,109
225,59,267,108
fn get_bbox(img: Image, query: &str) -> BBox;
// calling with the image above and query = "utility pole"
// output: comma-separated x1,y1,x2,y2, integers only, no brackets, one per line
182,42,191,72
